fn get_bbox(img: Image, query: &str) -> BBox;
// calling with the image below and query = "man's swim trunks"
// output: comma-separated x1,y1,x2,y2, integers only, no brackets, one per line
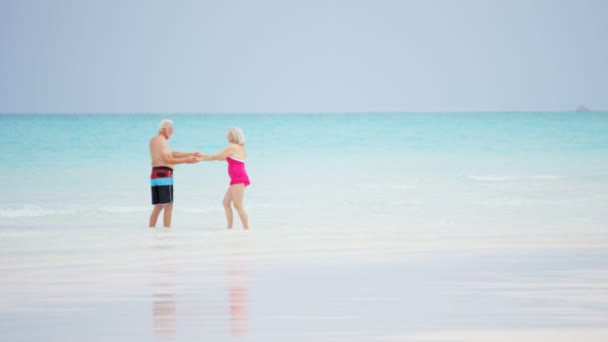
151,166,174,205
227,156,250,186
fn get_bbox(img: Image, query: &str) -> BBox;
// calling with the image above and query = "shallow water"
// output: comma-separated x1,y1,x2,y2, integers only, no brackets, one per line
2,112,608,340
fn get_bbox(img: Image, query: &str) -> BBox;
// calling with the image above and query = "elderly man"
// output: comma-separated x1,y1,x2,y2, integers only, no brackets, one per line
149,119,200,229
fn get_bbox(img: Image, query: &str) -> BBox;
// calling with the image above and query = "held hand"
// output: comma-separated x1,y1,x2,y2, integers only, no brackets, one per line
196,154,209,162
186,156,198,164
194,152,204,158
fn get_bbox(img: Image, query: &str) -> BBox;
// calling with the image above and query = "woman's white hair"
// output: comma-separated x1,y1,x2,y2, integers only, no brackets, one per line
229,127,246,145
158,119,173,132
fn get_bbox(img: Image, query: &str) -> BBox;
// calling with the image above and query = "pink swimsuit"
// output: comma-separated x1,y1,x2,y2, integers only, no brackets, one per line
227,156,250,186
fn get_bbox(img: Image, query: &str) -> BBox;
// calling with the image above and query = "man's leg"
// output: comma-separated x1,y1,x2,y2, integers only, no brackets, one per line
163,204,173,228
149,205,164,228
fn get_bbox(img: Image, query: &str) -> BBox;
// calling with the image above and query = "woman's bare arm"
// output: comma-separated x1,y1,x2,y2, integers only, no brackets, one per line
197,145,235,162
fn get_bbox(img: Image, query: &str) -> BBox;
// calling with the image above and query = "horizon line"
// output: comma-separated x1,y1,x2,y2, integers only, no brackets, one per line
1,109,606,115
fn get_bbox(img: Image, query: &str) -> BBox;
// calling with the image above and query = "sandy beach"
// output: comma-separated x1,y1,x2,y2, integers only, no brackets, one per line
2,225,608,341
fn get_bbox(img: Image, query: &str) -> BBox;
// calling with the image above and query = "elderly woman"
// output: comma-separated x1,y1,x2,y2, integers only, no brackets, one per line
198,127,250,229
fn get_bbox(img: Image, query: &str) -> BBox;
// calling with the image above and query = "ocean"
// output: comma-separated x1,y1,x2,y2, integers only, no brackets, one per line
1,112,608,341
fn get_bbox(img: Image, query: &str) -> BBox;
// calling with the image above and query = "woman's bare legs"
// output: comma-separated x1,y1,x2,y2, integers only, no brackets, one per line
230,184,249,229
223,188,234,229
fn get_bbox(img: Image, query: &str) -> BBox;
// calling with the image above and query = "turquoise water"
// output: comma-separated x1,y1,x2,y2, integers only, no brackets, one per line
2,113,608,341
1,112,607,233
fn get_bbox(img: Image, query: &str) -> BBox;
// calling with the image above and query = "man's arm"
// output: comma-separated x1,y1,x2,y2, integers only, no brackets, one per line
172,151,202,158
162,145,198,164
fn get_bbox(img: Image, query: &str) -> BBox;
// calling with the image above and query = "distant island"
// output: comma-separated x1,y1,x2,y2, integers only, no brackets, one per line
576,105,590,112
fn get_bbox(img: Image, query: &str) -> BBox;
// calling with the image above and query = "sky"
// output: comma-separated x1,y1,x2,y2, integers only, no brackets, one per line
0,0,607,113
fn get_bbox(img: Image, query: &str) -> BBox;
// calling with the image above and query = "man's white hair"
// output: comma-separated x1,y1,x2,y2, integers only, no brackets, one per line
229,127,246,145
158,119,173,132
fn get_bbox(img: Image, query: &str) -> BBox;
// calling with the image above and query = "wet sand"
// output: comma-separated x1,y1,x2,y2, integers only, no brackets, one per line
1,227,608,341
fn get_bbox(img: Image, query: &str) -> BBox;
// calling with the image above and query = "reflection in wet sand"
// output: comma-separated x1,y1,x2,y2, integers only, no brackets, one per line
152,234,177,341
153,290,176,341
227,241,249,337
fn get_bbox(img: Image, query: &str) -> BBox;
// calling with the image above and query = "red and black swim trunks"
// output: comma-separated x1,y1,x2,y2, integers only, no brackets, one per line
150,166,174,205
